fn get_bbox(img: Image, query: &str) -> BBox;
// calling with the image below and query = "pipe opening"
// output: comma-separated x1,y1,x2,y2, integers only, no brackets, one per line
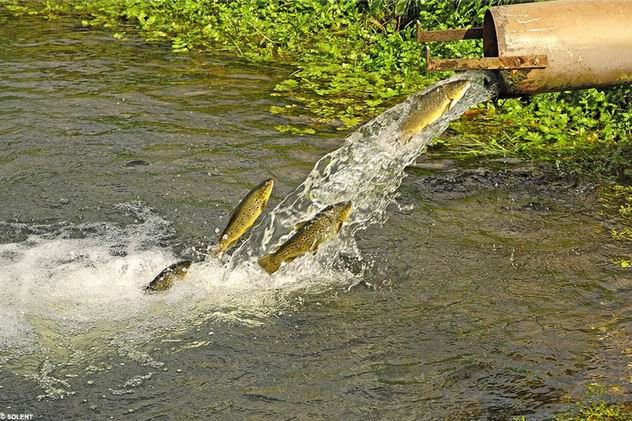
483,10,498,57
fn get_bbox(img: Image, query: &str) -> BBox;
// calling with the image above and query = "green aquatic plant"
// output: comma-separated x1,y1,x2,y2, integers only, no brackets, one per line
0,0,630,174
445,86,631,177
557,401,632,421
599,184,632,267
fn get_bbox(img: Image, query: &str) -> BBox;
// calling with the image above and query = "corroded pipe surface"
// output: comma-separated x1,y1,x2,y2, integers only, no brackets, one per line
484,0,632,96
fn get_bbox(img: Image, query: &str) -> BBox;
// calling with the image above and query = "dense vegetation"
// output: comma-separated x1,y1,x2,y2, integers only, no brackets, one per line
558,401,632,421
1,0,630,175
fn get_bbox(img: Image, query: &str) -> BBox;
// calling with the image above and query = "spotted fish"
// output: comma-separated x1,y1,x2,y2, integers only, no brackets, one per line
258,201,352,275
213,178,274,256
145,260,192,292
399,80,471,143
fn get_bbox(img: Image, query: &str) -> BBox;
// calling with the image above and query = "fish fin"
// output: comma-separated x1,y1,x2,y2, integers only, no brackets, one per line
258,254,281,275
259,197,270,213
224,206,238,225
447,83,469,110
294,221,309,230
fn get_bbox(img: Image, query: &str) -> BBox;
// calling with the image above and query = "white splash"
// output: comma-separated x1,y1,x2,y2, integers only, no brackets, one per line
0,204,357,398
0,72,498,397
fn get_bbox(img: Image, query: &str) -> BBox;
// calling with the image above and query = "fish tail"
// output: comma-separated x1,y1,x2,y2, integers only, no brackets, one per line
209,243,224,258
258,254,280,275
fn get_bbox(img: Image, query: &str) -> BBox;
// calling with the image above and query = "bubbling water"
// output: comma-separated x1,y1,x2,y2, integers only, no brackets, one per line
0,72,498,397
0,204,358,398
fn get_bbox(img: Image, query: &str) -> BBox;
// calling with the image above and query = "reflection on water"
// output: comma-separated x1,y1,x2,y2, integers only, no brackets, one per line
0,15,630,420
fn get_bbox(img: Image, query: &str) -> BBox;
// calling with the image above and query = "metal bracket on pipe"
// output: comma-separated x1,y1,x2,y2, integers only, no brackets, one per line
425,46,548,71
417,24,549,72
426,54,549,71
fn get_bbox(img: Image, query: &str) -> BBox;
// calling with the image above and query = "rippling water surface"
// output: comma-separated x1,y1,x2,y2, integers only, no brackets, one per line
1,15,630,420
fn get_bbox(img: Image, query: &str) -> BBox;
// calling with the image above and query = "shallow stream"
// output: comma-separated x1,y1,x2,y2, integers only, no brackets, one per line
0,16,630,420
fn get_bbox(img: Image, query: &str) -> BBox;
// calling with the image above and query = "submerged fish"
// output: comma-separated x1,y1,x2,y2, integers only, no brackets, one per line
398,80,471,142
258,201,352,275
145,260,193,292
213,178,274,256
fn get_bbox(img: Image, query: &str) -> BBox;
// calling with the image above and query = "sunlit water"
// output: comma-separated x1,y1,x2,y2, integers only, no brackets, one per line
1,15,630,419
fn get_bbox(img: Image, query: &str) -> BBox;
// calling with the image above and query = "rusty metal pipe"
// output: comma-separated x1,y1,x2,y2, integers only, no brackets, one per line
483,0,632,96
419,0,632,96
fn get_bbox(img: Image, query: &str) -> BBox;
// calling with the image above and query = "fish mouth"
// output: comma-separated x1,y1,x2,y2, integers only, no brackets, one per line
256,178,275,192
262,178,274,193
446,80,471,102
334,201,353,218
333,200,352,208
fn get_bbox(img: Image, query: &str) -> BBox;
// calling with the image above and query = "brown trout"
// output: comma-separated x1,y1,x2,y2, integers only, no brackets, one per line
258,201,352,275
399,80,471,142
213,178,274,256
145,260,192,292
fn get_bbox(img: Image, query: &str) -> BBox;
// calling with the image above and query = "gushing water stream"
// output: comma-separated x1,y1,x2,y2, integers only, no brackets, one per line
229,71,497,273
0,70,498,397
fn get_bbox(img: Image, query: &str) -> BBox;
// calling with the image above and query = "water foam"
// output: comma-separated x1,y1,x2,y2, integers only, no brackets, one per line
0,72,498,397
0,204,358,398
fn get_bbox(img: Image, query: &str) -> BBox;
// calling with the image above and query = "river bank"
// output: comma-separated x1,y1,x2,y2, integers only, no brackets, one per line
1,0,630,177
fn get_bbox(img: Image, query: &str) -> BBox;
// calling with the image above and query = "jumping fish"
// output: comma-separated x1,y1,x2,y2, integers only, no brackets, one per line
213,178,274,256
398,80,471,142
258,201,352,275
145,260,192,292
